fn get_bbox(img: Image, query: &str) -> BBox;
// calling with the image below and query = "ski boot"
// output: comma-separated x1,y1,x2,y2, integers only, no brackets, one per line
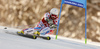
31,31,40,39
33,31,40,36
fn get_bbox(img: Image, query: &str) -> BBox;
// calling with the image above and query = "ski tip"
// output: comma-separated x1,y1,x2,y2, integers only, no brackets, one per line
4,27,7,29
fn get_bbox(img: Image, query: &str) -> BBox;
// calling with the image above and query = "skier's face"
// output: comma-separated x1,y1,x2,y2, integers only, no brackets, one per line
51,14,57,20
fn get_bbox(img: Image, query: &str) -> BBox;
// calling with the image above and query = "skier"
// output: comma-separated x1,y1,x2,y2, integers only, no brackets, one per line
18,8,59,36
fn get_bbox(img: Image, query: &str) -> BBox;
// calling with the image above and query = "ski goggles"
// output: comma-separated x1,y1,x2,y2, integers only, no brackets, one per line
51,14,57,19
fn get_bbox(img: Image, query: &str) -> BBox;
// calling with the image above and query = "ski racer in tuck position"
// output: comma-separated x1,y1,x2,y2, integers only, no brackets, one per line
18,8,59,36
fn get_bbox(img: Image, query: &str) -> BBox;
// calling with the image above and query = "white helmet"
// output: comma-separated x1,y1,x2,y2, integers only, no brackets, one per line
50,8,58,15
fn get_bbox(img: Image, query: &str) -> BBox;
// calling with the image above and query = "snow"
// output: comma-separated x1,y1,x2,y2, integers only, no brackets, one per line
0,26,100,49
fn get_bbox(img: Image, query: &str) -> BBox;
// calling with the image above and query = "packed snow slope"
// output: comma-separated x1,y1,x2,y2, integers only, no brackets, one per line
0,26,100,49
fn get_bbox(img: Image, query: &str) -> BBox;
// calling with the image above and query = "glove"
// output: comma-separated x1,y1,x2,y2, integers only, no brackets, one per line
49,24,57,29
48,19,53,24
45,17,53,24
45,17,49,22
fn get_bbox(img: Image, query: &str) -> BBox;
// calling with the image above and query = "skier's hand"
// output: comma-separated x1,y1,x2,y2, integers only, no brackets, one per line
45,17,53,24
45,17,49,22
48,19,53,24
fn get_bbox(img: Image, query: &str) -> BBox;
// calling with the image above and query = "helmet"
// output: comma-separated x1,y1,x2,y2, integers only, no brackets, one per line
50,8,58,15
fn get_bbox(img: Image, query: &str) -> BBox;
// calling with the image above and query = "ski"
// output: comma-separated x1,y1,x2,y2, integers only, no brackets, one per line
4,29,51,40
17,32,51,40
